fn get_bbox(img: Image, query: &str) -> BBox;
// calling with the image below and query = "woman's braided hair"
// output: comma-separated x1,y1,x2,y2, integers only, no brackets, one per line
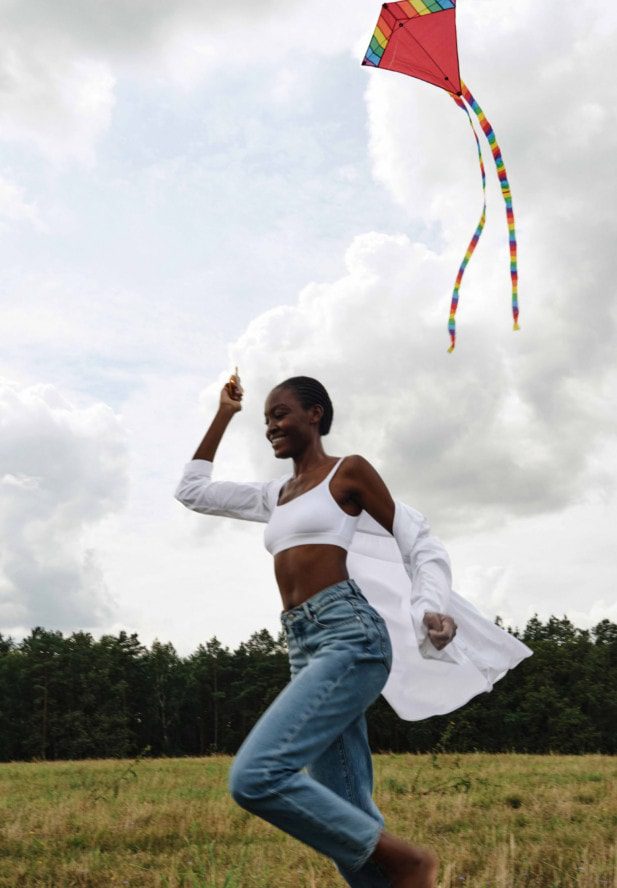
276,376,333,436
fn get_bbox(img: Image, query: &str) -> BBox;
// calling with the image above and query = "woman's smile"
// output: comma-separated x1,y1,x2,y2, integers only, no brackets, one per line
270,434,288,448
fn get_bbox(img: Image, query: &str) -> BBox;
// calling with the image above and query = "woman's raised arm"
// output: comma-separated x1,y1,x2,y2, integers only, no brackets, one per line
192,375,243,461
175,374,279,524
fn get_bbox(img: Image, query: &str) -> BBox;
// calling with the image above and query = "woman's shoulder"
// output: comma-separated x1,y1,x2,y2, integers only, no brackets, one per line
339,453,376,474
337,454,388,491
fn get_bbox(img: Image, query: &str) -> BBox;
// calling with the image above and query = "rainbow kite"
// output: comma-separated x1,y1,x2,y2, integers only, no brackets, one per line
363,0,519,352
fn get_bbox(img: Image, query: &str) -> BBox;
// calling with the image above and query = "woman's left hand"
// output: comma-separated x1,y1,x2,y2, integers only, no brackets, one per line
423,612,457,650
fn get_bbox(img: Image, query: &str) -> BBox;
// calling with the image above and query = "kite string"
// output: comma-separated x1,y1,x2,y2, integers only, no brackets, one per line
461,81,520,334
447,92,488,353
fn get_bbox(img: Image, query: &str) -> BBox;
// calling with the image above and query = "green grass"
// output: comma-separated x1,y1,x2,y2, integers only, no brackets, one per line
0,754,616,886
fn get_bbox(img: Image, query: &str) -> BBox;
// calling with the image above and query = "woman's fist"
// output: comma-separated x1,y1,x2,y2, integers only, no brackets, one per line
423,612,457,650
220,368,243,413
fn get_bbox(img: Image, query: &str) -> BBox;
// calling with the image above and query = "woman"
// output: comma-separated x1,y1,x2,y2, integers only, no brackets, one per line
176,374,459,887
175,374,532,887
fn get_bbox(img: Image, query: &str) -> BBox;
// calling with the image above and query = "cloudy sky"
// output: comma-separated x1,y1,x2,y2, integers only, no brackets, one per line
1,0,616,655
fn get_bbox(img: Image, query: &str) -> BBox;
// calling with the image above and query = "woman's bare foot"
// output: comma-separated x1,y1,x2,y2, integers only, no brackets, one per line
369,830,438,888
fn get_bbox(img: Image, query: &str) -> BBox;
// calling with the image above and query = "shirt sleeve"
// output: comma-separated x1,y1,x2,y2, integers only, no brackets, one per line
174,459,275,524
406,522,452,620
392,502,453,647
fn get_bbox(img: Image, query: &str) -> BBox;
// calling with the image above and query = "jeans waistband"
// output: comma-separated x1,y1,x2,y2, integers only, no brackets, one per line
280,578,366,626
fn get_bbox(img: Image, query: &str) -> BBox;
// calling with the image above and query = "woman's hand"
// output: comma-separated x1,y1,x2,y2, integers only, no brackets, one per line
423,612,457,650
220,370,244,413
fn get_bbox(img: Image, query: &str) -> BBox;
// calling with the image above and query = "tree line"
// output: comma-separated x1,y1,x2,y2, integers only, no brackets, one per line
0,615,616,762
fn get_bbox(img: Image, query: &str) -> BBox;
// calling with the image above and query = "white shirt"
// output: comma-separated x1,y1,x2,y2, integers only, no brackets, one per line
175,459,533,721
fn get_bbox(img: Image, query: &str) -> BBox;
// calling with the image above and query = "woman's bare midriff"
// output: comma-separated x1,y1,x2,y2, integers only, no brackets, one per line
275,545,350,611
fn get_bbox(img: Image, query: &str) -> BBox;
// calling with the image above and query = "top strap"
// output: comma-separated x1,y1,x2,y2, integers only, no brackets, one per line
324,456,346,484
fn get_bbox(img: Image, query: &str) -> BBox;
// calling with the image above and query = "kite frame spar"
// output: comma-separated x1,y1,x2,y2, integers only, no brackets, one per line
362,0,519,351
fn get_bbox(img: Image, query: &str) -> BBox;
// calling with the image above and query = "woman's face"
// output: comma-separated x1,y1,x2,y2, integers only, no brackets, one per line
264,387,322,459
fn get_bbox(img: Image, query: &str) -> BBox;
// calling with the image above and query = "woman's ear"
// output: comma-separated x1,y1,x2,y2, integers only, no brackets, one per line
308,404,324,427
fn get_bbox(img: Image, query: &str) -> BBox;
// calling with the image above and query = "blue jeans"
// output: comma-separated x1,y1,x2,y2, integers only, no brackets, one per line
228,578,393,887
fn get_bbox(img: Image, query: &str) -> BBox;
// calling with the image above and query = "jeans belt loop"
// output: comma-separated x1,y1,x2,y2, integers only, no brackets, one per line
301,601,312,621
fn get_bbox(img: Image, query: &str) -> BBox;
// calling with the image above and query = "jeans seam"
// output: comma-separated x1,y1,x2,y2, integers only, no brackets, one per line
336,733,357,808
372,616,393,673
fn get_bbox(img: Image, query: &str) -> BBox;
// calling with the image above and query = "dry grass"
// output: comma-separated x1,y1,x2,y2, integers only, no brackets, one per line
0,754,615,886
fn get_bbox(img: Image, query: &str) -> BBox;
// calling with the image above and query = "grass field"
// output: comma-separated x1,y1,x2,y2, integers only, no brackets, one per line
0,753,616,887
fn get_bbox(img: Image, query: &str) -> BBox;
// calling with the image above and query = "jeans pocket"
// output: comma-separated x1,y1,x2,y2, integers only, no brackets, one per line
311,598,364,631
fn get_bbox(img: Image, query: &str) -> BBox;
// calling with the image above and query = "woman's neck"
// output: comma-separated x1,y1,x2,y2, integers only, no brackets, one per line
291,446,332,477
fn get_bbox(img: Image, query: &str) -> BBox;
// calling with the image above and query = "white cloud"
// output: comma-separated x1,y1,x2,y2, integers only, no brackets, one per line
0,172,45,229
0,0,377,161
0,271,226,384
0,44,116,164
569,599,617,631
0,379,128,632
448,492,617,632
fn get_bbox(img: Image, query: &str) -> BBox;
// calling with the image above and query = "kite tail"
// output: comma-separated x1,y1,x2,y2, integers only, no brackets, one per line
448,92,487,353
461,81,520,336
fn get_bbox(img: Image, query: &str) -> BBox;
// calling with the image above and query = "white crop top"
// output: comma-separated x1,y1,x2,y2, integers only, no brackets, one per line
263,457,361,556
